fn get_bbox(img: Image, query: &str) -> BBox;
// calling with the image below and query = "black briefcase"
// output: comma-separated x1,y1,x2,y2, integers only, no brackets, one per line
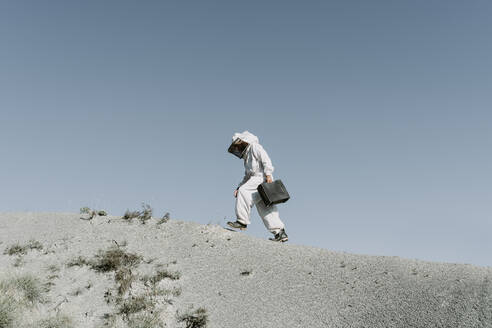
257,180,290,207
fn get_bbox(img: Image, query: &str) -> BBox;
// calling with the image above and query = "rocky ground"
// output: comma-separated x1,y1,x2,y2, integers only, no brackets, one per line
0,212,491,328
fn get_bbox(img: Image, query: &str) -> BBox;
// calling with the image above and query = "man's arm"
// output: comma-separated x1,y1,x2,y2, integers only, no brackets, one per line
254,144,274,183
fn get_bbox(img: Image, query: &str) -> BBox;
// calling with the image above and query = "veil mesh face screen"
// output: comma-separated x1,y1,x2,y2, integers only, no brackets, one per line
228,139,248,158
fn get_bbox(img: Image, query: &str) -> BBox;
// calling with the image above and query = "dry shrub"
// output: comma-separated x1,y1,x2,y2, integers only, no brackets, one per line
67,247,141,274
178,308,208,328
138,204,152,224
91,247,142,273
4,244,26,256
122,203,153,224
122,210,140,221
157,212,170,225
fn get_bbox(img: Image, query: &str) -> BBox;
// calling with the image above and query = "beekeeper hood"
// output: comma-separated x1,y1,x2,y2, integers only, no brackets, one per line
233,131,259,145
228,131,259,158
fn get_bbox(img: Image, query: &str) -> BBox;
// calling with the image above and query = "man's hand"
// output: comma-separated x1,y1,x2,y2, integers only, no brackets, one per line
234,189,238,198
266,175,273,183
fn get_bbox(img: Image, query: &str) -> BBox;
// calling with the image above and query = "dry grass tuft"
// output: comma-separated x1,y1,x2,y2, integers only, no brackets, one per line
122,203,153,224
0,297,15,328
5,275,45,305
3,240,43,256
150,287,182,298
0,274,46,312
157,212,170,225
122,210,140,221
118,296,154,317
127,312,164,328
142,270,181,287
178,307,208,328
91,247,142,273
66,256,91,268
138,204,152,224
115,268,134,296
4,244,26,256
30,314,73,328
68,247,142,273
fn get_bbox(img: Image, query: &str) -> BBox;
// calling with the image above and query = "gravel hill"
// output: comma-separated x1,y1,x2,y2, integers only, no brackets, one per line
0,212,491,328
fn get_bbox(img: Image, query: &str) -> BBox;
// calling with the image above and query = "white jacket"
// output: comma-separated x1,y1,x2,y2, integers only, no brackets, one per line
233,131,274,189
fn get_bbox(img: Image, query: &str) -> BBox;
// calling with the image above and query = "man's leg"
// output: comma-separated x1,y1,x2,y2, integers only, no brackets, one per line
235,178,257,225
256,199,285,234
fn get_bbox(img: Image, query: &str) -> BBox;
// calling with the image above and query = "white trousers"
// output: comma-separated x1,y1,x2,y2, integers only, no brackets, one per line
235,175,285,234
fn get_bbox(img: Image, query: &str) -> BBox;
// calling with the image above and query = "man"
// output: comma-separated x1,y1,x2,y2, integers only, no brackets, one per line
227,131,288,242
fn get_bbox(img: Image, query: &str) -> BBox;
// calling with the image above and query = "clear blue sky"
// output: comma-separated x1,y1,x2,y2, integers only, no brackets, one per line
1,1,491,266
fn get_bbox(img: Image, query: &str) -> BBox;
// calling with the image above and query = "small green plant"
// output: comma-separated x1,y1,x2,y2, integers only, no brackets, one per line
80,207,91,214
27,240,43,251
101,312,117,327
157,212,170,225
172,287,182,297
69,288,83,297
13,256,24,267
178,308,208,328
80,207,107,220
43,281,55,292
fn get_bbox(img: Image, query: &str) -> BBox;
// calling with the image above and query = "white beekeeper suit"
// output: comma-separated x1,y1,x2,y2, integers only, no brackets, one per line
233,131,285,234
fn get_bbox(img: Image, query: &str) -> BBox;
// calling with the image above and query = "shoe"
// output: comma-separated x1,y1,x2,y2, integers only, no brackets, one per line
227,221,247,230
269,229,288,242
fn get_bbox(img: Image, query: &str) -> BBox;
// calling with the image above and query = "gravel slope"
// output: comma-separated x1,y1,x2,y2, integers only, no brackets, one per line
0,212,491,328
